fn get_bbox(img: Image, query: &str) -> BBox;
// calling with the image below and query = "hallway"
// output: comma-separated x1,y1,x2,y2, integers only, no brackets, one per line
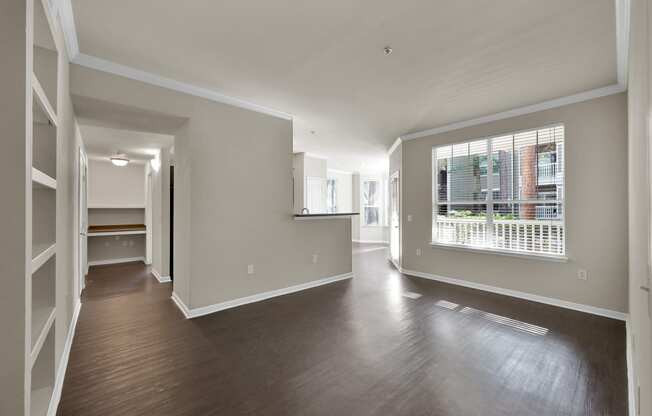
57,244,627,416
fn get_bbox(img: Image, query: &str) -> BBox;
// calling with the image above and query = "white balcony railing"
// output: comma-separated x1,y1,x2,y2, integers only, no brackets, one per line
535,205,558,220
537,162,559,185
434,216,564,255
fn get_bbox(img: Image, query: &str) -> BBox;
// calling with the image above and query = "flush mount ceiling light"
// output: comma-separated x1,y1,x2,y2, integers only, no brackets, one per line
110,152,129,167
383,46,393,56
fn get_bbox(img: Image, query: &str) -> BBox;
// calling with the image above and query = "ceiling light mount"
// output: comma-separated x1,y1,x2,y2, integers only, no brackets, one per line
110,151,129,167
383,46,393,56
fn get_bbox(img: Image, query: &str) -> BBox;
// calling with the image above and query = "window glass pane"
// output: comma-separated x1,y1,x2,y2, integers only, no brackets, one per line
364,181,378,205
364,207,379,225
491,135,515,201
326,179,337,213
435,140,488,203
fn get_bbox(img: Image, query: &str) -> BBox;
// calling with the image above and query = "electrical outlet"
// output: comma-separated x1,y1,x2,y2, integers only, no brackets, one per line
247,264,254,275
416,248,422,256
312,254,319,264
407,215,413,222
577,269,588,280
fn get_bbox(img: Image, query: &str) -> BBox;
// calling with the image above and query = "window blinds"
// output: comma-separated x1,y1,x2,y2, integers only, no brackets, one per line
432,125,565,256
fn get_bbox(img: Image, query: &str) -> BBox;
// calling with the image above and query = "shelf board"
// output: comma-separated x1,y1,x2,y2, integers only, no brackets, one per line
32,167,56,189
89,230,147,237
30,385,53,416
32,243,55,273
30,307,55,366
88,224,146,237
88,205,146,209
32,73,57,127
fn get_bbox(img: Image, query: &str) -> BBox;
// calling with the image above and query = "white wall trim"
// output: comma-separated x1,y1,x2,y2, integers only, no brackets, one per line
171,272,353,319
170,292,192,319
401,268,627,321
47,300,82,416
151,268,171,283
626,318,636,416
400,84,626,141
388,137,402,155
88,256,145,266
615,0,631,87
72,53,293,121
54,0,80,59
353,239,389,245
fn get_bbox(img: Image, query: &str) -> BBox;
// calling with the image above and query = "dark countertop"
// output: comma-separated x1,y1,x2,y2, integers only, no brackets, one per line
294,212,359,219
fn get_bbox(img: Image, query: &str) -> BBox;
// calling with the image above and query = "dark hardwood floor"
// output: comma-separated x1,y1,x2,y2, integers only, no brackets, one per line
57,244,627,415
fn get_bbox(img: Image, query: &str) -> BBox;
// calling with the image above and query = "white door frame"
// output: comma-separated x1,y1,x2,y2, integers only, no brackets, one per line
389,170,401,269
77,147,88,295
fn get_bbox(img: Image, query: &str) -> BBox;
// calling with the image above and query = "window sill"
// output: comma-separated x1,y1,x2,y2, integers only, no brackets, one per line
429,242,568,263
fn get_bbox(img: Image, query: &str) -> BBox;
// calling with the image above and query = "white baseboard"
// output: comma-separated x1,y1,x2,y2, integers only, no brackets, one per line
171,291,192,318
151,268,171,283
401,268,627,321
390,258,401,271
626,318,636,416
171,272,354,319
88,256,145,266
47,300,82,416
353,239,389,244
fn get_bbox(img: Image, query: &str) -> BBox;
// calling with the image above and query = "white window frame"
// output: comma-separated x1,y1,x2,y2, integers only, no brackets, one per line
362,179,382,226
326,178,337,213
431,123,567,261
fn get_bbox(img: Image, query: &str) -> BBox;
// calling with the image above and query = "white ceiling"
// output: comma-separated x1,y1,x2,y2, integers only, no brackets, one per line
79,124,174,162
71,0,617,173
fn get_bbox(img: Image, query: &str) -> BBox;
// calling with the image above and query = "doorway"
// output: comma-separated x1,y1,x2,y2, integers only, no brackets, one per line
77,147,88,294
389,171,400,269
169,165,174,280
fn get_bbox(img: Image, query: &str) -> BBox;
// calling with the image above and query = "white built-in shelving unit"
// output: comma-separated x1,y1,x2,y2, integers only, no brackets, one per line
26,0,59,414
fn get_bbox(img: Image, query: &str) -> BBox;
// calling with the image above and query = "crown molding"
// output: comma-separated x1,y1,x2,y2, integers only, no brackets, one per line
400,83,625,141
56,0,292,121
72,54,294,121
388,137,402,155
55,0,79,59
615,0,630,87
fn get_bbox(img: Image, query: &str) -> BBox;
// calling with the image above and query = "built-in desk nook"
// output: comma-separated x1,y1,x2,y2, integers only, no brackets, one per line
86,157,149,266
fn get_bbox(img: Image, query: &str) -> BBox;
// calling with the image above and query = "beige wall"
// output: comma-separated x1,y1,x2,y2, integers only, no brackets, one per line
151,148,172,276
351,173,361,240
0,1,28,413
401,93,628,313
71,65,353,310
303,154,327,178
55,31,79,371
88,159,146,207
628,0,652,413
88,235,146,263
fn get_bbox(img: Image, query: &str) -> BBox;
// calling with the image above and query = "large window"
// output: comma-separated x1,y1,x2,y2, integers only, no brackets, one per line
363,180,380,225
326,178,337,213
432,125,565,257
